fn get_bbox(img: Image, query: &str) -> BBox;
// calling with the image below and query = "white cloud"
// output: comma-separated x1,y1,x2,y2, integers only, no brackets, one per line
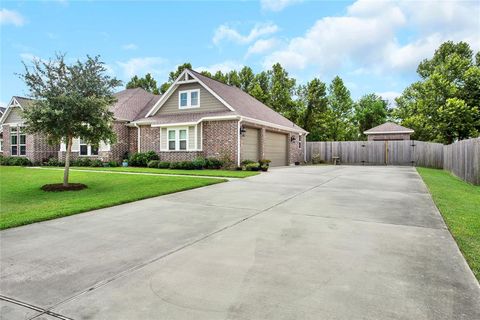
246,38,280,57
20,53,39,62
196,61,243,74
122,43,138,50
213,22,279,45
377,91,401,107
0,9,25,26
260,0,303,12
263,0,479,75
117,57,168,78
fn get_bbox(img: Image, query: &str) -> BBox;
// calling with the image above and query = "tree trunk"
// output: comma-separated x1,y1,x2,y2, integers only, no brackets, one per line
63,136,72,187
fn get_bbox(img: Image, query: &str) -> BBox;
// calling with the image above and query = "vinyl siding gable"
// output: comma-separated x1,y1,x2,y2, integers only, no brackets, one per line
157,83,229,115
4,107,23,124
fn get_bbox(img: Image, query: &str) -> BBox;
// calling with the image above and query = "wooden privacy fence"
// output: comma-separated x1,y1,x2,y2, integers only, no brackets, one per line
306,138,480,185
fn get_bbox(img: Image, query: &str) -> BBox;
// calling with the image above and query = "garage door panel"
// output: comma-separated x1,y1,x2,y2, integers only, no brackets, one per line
265,131,288,167
241,128,259,162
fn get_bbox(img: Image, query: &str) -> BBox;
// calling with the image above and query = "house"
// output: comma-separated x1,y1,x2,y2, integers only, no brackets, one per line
364,122,414,141
1,69,308,166
0,97,58,161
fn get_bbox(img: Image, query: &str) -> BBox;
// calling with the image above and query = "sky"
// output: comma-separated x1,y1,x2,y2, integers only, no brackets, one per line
1,0,479,108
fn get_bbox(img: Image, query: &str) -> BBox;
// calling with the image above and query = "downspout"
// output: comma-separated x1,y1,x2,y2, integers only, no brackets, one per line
237,120,242,166
304,132,309,163
134,123,141,152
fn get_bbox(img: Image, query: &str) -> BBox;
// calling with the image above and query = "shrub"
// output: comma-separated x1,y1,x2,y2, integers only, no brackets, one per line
241,159,256,166
1,156,32,166
192,157,206,170
260,164,269,172
90,159,103,167
147,160,160,168
158,161,170,169
72,158,91,167
108,161,119,167
205,157,223,169
245,162,260,171
169,161,196,170
46,158,61,167
311,154,324,164
129,151,159,167
258,159,271,166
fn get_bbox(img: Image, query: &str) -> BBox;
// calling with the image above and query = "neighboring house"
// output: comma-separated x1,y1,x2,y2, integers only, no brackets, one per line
1,69,308,166
0,97,58,161
364,122,414,141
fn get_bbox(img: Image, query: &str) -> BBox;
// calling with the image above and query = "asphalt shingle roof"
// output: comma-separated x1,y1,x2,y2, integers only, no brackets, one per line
112,88,161,121
189,70,307,133
364,122,414,134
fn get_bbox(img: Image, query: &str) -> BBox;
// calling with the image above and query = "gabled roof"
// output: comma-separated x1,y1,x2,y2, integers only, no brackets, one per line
0,96,33,125
145,69,307,134
364,122,414,134
112,88,161,121
0,107,5,115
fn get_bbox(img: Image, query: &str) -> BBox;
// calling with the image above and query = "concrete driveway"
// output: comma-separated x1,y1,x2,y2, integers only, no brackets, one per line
1,166,479,320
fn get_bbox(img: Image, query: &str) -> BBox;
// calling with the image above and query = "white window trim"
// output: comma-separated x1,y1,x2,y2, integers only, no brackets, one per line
19,128,26,156
167,127,189,151
9,126,26,156
79,140,99,157
178,89,200,109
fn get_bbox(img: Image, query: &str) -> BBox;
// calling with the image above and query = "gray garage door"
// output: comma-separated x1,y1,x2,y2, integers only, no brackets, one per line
241,127,260,162
265,131,288,166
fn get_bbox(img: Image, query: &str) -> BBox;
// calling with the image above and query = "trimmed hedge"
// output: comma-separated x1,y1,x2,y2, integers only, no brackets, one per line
129,151,159,167
0,156,32,166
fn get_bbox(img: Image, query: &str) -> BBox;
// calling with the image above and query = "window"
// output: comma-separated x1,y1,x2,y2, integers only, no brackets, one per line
19,127,26,156
168,130,176,150
10,127,18,156
79,139,99,156
167,128,188,151
178,89,200,109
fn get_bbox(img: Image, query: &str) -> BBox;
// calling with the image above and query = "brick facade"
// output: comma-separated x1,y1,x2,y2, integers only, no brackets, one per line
202,120,238,165
1,124,57,162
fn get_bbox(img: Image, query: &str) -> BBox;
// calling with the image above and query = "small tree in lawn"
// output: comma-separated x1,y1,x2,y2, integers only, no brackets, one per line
20,54,122,188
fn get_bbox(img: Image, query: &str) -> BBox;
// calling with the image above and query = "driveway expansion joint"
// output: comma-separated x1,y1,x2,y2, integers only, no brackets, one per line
0,295,73,320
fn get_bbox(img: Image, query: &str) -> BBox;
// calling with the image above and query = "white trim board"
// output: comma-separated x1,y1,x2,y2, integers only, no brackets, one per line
145,69,235,117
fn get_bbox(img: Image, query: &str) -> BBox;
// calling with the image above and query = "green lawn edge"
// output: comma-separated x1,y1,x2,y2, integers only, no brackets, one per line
417,167,480,281
66,166,260,178
0,166,226,230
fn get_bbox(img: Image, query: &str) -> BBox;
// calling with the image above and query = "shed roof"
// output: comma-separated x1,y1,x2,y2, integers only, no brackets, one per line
364,122,414,134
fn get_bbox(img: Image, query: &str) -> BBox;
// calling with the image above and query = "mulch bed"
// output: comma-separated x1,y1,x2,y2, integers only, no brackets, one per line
41,183,88,192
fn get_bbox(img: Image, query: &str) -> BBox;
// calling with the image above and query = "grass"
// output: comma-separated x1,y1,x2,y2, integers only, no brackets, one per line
0,166,225,230
66,166,260,178
417,167,480,281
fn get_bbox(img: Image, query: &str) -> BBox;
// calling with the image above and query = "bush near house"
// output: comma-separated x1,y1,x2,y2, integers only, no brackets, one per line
0,156,32,166
129,151,159,167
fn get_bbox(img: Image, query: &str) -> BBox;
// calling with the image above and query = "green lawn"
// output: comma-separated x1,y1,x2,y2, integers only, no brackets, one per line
67,166,260,178
417,167,480,281
0,166,225,230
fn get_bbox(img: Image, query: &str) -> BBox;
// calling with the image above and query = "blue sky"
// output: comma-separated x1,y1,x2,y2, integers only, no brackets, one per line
1,0,479,107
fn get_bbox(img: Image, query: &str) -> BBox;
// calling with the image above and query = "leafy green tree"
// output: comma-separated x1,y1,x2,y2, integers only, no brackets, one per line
20,54,121,186
213,70,227,83
160,62,192,93
126,73,160,94
437,98,478,143
394,41,480,143
354,94,389,139
248,71,271,104
297,78,328,140
326,76,356,140
269,63,297,119
226,70,241,87
238,66,255,92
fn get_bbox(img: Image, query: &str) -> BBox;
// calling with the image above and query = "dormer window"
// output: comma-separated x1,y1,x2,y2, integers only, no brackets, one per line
178,89,200,109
